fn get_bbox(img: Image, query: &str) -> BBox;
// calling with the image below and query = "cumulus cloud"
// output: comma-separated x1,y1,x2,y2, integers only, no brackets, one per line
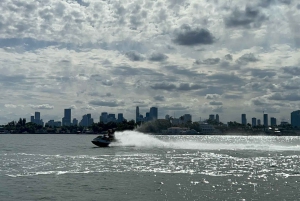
205,94,221,100
148,52,168,62
236,53,259,65
224,54,233,61
209,101,223,106
173,25,215,46
125,51,145,61
153,95,165,101
29,104,54,110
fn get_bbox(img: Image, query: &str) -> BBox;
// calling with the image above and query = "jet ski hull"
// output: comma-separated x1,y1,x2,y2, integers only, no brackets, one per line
91,137,111,147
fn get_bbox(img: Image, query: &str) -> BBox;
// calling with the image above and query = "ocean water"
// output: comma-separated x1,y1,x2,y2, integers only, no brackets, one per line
1,132,300,201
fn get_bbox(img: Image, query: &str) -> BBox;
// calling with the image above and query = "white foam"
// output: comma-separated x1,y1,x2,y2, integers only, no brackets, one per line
115,130,300,151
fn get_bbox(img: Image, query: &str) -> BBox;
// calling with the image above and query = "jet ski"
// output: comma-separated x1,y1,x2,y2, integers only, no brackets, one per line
91,129,116,147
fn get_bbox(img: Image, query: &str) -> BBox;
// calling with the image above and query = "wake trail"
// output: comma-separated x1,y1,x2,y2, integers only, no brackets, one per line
114,130,300,151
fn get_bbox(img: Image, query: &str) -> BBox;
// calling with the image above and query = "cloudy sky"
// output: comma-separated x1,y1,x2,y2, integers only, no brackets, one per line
0,0,300,124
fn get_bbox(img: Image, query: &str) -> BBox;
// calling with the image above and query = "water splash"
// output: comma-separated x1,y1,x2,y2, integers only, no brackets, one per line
114,130,300,151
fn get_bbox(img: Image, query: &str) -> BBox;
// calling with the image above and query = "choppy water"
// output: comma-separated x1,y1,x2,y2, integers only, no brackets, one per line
1,132,300,201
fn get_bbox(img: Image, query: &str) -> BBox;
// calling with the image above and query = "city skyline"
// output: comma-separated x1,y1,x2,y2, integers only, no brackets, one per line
2,106,298,127
0,1,299,125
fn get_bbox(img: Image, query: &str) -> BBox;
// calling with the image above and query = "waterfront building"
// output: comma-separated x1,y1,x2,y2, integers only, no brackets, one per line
62,109,71,126
72,118,78,126
270,117,277,126
252,118,257,127
150,107,158,120
241,114,247,125
216,114,220,123
30,116,34,123
264,114,268,127
291,110,300,128
257,119,261,125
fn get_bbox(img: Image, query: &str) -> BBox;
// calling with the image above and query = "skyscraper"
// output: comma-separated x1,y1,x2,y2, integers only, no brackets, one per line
264,113,268,127
136,106,140,123
118,113,124,122
216,114,220,123
291,110,300,128
270,117,277,126
252,117,257,127
241,114,247,125
209,114,215,120
257,119,261,125
150,107,158,120
62,109,71,126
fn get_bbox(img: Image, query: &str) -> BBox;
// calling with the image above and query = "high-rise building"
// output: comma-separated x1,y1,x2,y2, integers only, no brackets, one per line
118,113,124,122
257,119,261,125
30,116,34,123
216,114,220,123
100,112,108,123
165,115,170,120
209,114,215,120
252,117,257,127
80,114,93,127
136,106,140,123
72,118,78,126
241,114,247,125
270,117,277,126
62,109,71,126
264,114,268,127
150,107,158,120
291,110,300,128
35,112,40,122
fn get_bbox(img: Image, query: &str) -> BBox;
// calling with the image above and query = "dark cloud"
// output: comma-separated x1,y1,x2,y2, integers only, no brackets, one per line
282,66,300,75
268,93,300,101
209,101,223,106
258,0,292,7
297,4,300,9
223,94,243,99
225,6,267,29
89,100,124,107
125,51,145,61
148,52,168,62
173,25,215,46
207,73,244,84
237,53,259,65
0,38,59,51
153,95,165,101
195,58,220,65
74,0,90,7
225,54,233,61
251,69,276,78
151,83,177,90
